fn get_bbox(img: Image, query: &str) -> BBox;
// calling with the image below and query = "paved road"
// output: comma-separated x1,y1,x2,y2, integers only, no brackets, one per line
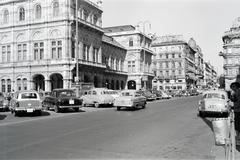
0,96,216,159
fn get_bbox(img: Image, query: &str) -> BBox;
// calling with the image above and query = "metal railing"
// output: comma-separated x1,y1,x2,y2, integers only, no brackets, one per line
225,107,236,160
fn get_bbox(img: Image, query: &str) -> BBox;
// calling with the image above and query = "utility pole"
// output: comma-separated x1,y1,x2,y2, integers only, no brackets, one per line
75,0,80,97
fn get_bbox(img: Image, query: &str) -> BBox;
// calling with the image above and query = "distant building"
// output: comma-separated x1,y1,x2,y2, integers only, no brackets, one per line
0,0,127,93
203,61,217,88
151,35,199,90
104,25,154,90
220,17,240,90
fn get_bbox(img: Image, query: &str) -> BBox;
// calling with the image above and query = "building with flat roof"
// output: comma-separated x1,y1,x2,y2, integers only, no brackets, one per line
104,25,155,90
151,35,201,90
0,0,127,93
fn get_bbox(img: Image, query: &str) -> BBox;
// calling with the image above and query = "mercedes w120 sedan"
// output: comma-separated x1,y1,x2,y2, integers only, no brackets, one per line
114,90,147,111
198,90,231,117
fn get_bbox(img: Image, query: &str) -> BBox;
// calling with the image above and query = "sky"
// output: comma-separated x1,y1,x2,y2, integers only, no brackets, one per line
100,0,240,76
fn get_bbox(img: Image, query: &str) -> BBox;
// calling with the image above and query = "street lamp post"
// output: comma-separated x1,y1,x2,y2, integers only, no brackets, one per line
75,0,80,97
136,21,151,90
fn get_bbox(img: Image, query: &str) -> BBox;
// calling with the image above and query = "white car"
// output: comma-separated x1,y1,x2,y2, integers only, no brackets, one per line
114,90,147,111
81,88,114,108
198,90,230,117
9,90,43,116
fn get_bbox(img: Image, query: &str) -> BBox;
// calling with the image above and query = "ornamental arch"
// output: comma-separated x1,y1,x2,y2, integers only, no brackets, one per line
50,73,63,90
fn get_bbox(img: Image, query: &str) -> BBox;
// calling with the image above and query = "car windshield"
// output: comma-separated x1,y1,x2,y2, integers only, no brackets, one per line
58,91,75,97
121,92,134,96
203,93,225,99
21,93,38,99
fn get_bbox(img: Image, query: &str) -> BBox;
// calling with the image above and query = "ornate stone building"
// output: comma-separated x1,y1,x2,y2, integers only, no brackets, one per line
104,25,154,90
0,0,127,93
151,35,200,90
220,17,240,90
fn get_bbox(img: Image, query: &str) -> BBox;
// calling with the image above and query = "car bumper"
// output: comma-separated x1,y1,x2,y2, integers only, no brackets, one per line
15,108,42,112
59,105,82,109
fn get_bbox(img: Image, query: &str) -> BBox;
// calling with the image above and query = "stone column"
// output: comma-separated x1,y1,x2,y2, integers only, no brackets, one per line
63,79,70,89
79,41,83,60
98,47,102,63
89,44,93,62
44,79,51,91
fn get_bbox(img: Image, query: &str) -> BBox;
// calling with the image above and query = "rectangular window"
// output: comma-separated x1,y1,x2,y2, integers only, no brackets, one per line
2,46,6,62
128,61,136,73
172,54,175,58
7,45,10,62
17,44,27,61
51,40,62,59
33,42,44,60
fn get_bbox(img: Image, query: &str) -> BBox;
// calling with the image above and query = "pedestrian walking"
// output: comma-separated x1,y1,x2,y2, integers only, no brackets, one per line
230,82,240,145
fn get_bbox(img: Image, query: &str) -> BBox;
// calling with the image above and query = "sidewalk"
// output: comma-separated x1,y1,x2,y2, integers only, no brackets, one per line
213,144,240,160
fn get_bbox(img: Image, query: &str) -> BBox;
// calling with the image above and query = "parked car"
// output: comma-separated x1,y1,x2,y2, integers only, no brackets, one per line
151,90,162,100
9,90,42,116
105,89,121,100
160,90,172,99
39,91,51,101
81,88,114,108
138,90,157,101
42,89,82,113
198,90,230,117
0,92,9,111
114,90,147,111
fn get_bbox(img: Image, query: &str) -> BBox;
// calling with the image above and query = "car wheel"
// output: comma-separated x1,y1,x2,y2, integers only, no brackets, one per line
199,111,204,117
35,111,42,116
14,111,19,117
117,107,121,111
142,102,146,109
54,105,60,113
74,107,79,112
94,103,99,108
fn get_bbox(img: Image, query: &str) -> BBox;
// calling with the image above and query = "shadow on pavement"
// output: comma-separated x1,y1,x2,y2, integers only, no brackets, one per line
16,111,51,117
0,114,7,120
200,117,214,132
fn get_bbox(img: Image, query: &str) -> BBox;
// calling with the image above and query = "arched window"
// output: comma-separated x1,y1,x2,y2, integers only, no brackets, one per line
19,7,25,21
17,78,21,91
82,9,88,21
129,37,133,47
23,78,27,90
7,79,11,92
1,79,5,92
35,4,42,19
93,15,98,25
3,10,9,24
53,1,59,17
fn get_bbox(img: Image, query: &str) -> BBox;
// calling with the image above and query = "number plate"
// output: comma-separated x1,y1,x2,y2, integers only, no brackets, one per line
27,109,34,113
209,105,216,108
69,99,74,104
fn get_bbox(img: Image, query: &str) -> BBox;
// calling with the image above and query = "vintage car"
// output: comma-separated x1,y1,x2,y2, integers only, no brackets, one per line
0,92,9,111
42,89,82,113
81,88,114,108
114,90,147,111
151,90,162,100
9,90,42,116
198,90,230,117
138,90,157,101
160,90,172,99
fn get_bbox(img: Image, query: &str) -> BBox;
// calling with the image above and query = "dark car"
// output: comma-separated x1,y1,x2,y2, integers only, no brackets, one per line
42,89,82,113
138,90,157,101
0,92,10,111
151,90,162,100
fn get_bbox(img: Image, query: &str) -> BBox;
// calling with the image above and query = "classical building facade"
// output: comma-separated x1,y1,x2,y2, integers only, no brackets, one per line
220,17,240,90
151,35,199,90
0,0,127,93
104,25,154,90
